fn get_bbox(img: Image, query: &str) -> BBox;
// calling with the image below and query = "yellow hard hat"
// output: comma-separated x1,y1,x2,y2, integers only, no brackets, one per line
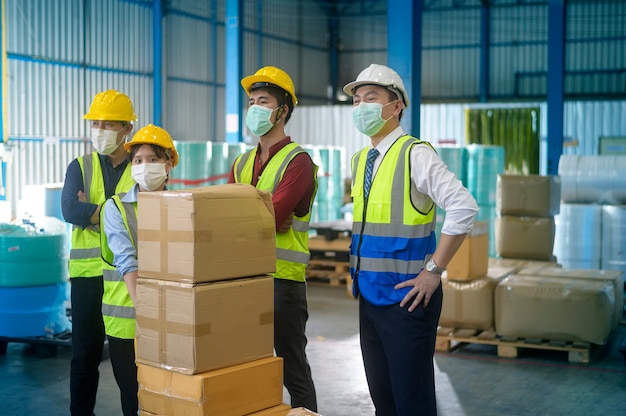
241,66,298,106
84,89,137,122
124,124,179,167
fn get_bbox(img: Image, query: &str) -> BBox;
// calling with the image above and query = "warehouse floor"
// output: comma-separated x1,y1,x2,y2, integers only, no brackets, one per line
2,284,625,416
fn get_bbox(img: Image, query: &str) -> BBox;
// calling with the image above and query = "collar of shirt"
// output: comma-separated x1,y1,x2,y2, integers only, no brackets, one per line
370,126,406,170
121,183,140,203
253,136,292,184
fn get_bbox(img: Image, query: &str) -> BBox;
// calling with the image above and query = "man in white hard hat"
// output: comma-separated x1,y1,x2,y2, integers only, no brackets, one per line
343,64,478,415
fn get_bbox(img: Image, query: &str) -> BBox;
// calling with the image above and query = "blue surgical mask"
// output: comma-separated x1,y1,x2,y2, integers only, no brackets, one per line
246,105,278,137
352,101,396,136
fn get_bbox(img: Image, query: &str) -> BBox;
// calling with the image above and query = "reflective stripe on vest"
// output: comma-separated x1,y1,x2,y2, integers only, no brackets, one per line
233,143,318,282
69,153,134,278
350,135,437,306
101,193,138,339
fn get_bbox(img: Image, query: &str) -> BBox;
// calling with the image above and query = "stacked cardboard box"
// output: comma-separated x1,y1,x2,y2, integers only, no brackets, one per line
495,174,561,260
440,221,515,330
134,184,290,415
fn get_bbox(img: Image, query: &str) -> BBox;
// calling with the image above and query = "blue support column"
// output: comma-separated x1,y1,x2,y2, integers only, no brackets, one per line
153,0,163,125
547,0,566,175
225,0,244,143
328,13,339,104
387,0,422,135
479,2,490,103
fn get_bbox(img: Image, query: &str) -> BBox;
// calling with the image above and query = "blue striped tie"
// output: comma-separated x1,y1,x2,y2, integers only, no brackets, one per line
364,148,379,201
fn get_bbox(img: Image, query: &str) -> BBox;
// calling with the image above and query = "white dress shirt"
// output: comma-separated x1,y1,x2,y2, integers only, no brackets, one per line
369,126,479,235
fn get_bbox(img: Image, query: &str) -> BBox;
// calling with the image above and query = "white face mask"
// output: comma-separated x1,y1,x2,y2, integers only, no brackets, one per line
91,128,122,155
131,163,168,191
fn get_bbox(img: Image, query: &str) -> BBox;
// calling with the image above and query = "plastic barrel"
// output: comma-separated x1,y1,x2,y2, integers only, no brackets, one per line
0,282,70,337
0,217,69,287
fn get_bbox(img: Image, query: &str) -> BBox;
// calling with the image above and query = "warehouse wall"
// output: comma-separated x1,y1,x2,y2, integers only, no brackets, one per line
288,100,626,179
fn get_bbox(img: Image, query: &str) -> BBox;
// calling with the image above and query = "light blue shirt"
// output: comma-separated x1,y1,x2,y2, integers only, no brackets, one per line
102,183,139,277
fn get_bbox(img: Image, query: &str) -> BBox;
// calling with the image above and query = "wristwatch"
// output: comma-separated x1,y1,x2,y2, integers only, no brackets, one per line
425,259,445,275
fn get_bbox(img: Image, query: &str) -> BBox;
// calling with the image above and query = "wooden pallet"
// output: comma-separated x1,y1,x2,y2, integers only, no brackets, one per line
435,326,592,364
306,259,349,287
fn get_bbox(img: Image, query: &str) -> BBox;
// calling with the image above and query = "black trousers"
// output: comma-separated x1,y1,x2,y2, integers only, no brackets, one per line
274,278,318,411
359,284,443,416
70,276,105,416
107,336,138,416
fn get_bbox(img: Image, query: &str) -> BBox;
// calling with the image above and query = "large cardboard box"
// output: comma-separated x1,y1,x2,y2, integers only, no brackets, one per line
495,274,615,344
138,357,283,416
496,174,561,216
138,184,276,283
246,404,293,415
440,266,516,330
136,276,274,374
495,215,555,260
488,257,560,274
516,267,623,330
445,221,489,281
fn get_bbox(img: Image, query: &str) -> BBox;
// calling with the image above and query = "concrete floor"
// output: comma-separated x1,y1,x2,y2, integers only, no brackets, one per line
1,284,625,416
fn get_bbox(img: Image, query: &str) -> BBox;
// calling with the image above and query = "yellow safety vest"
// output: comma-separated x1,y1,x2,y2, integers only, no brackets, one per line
350,135,437,305
100,193,137,339
69,152,134,278
233,143,318,282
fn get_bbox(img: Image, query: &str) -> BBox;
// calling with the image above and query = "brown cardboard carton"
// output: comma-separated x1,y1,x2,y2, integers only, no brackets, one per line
136,276,274,374
495,215,555,260
445,221,489,281
138,357,283,416
488,257,560,274
495,274,614,344
246,404,293,415
440,266,516,330
496,174,561,216
515,267,623,330
137,184,276,283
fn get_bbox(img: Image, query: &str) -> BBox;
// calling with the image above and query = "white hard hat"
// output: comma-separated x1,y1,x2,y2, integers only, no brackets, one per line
343,64,410,107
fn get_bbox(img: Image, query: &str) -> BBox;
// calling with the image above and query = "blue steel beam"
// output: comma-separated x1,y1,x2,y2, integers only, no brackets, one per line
387,0,423,135
153,0,163,126
225,0,244,143
547,0,565,175
479,1,490,102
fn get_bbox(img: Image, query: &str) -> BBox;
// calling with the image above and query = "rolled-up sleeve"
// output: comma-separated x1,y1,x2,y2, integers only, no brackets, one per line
102,193,138,277
410,144,479,235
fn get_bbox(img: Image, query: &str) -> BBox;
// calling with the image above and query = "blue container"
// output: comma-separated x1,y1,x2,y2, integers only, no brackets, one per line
0,217,69,287
0,282,70,337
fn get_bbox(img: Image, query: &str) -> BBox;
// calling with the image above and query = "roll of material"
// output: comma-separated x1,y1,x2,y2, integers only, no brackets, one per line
467,145,505,206
601,205,626,275
553,203,602,266
436,146,468,187
0,217,69,287
558,155,626,204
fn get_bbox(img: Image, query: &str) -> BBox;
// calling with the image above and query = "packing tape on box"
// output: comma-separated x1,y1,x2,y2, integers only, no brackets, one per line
259,311,274,326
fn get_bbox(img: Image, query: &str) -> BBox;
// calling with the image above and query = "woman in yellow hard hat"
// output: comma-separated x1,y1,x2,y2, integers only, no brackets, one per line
100,124,178,416
61,89,137,416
